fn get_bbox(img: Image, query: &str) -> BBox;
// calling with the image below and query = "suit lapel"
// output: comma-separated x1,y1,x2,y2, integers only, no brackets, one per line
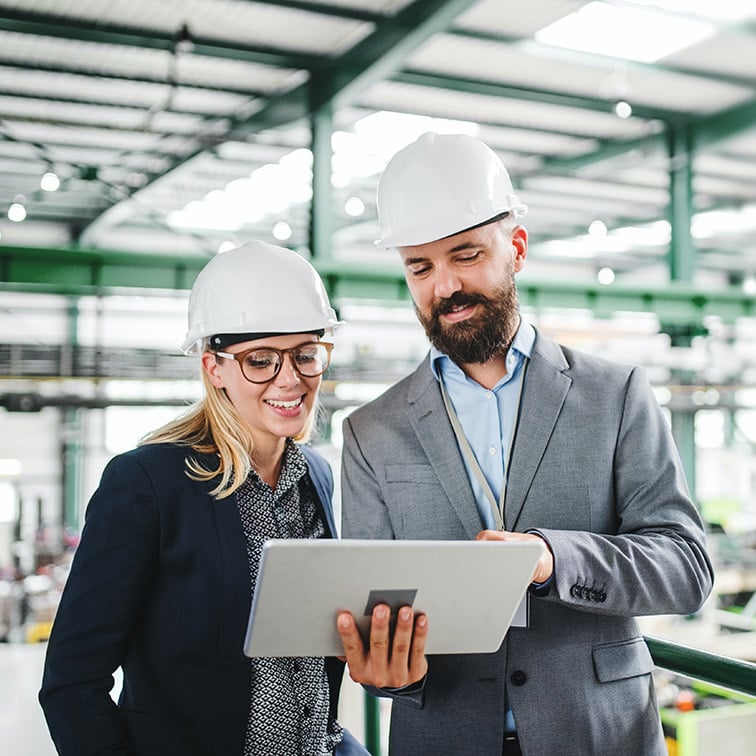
504,334,571,530
406,357,484,539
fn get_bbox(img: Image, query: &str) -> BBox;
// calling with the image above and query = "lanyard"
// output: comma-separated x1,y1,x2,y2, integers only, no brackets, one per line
439,358,529,531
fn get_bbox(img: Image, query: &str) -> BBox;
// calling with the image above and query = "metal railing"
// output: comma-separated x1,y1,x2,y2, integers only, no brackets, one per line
360,636,756,755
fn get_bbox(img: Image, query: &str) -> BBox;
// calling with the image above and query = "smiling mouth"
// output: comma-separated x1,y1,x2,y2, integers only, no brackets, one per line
265,397,304,409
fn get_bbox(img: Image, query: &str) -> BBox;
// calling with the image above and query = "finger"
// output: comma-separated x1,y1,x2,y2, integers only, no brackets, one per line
408,613,429,681
476,529,507,541
369,604,391,662
337,612,366,666
388,606,414,670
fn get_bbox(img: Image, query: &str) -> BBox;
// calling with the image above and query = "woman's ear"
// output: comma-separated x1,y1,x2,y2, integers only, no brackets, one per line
201,351,225,389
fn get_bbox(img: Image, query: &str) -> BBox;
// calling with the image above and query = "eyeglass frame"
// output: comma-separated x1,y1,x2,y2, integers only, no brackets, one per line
213,340,334,384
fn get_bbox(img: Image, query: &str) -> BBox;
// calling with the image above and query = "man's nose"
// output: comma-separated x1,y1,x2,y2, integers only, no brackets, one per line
434,267,462,299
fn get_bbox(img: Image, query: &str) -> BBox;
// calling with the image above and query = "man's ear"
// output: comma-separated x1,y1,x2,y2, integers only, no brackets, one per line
512,226,528,272
201,351,225,388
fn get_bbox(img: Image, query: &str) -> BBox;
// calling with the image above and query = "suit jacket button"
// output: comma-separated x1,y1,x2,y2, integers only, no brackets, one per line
588,588,598,601
510,671,527,686
570,583,580,597
580,586,591,599
598,591,607,602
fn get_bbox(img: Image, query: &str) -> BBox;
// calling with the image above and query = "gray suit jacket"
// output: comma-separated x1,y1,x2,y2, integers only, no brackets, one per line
341,329,713,756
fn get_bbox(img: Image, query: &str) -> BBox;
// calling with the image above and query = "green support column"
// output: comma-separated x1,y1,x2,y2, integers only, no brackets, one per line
61,407,83,531
309,103,334,261
667,123,695,283
364,694,381,755
666,326,699,503
665,125,698,503
61,297,83,531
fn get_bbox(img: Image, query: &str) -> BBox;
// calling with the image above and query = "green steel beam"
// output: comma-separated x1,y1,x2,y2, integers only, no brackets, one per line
306,0,479,113
2,245,754,324
694,96,756,151
544,95,756,175
0,245,209,292
248,0,380,23
395,70,675,121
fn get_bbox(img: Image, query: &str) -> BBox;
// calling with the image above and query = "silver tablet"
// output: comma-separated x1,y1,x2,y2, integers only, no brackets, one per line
243,538,542,657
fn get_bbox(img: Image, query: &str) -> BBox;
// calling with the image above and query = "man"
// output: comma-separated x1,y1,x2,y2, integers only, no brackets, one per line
335,132,713,756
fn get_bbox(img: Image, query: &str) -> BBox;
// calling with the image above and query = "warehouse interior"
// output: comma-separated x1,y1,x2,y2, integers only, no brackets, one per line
1,1,755,754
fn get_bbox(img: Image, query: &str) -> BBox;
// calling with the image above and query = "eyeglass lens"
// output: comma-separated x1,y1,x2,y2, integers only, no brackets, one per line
239,343,331,382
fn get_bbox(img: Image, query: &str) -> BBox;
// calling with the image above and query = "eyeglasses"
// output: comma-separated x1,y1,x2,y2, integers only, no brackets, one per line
214,341,333,384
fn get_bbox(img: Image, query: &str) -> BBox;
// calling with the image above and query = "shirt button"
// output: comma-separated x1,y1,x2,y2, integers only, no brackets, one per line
489,446,497,455
485,391,493,400
510,670,527,686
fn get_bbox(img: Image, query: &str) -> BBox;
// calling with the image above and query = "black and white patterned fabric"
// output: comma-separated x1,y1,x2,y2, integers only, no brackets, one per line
238,440,343,756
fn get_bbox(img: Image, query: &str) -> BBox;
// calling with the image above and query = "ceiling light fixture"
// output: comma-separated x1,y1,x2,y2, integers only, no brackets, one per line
8,200,27,222
597,267,616,285
40,171,61,192
344,197,365,217
272,221,292,241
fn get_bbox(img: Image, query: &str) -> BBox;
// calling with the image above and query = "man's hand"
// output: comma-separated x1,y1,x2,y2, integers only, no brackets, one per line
475,530,554,583
336,604,428,688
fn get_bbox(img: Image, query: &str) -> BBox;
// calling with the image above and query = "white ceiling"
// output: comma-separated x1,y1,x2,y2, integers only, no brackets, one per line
0,0,755,290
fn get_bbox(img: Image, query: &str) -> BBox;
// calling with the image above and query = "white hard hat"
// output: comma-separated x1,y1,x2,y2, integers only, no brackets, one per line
375,132,527,248
181,241,341,355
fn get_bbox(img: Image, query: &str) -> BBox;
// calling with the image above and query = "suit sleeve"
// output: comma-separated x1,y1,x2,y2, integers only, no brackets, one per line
39,452,160,756
538,366,713,617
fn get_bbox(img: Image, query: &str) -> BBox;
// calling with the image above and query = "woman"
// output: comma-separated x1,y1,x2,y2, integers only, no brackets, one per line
40,241,367,755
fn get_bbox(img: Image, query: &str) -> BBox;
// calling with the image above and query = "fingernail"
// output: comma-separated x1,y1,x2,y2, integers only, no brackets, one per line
400,607,410,621
375,606,388,619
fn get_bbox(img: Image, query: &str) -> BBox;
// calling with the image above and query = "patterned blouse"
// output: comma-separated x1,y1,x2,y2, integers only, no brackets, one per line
237,440,343,756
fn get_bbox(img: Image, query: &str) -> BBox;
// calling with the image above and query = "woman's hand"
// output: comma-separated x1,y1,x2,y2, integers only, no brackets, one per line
336,604,428,689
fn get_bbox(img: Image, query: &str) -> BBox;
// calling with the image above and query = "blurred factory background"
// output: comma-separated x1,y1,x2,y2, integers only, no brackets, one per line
1,1,755,754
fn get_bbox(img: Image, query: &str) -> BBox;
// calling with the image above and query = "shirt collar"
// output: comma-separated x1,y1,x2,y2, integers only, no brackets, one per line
430,317,536,383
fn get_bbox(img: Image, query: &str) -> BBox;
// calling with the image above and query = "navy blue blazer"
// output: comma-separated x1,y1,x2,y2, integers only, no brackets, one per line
40,442,361,756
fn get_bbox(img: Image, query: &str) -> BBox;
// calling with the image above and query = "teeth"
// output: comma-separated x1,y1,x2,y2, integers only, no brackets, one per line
266,397,302,409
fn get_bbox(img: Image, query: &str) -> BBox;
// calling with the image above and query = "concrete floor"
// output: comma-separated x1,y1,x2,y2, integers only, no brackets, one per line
0,643,56,756
0,642,385,756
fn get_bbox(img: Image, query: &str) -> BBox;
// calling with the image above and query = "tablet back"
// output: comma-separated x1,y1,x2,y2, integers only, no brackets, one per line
243,539,542,657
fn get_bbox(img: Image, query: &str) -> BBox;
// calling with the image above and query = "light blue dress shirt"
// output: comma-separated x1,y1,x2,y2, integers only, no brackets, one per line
430,319,535,531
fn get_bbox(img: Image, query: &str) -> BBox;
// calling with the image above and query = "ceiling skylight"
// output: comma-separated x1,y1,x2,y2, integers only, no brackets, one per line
535,1,716,63
630,0,756,23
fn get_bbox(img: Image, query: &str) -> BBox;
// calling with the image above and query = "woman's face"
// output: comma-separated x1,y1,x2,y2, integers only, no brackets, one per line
202,332,322,448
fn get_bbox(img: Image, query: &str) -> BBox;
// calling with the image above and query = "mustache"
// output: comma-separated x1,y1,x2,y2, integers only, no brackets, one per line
431,291,489,318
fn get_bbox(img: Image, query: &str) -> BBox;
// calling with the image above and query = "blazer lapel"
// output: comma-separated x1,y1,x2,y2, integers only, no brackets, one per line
504,334,571,531
406,356,484,539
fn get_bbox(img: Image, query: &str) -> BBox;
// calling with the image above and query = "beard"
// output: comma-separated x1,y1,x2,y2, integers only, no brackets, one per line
416,275,520,365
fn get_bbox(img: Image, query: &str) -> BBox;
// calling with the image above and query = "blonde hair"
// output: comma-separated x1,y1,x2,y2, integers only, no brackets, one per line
140,355,317,499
